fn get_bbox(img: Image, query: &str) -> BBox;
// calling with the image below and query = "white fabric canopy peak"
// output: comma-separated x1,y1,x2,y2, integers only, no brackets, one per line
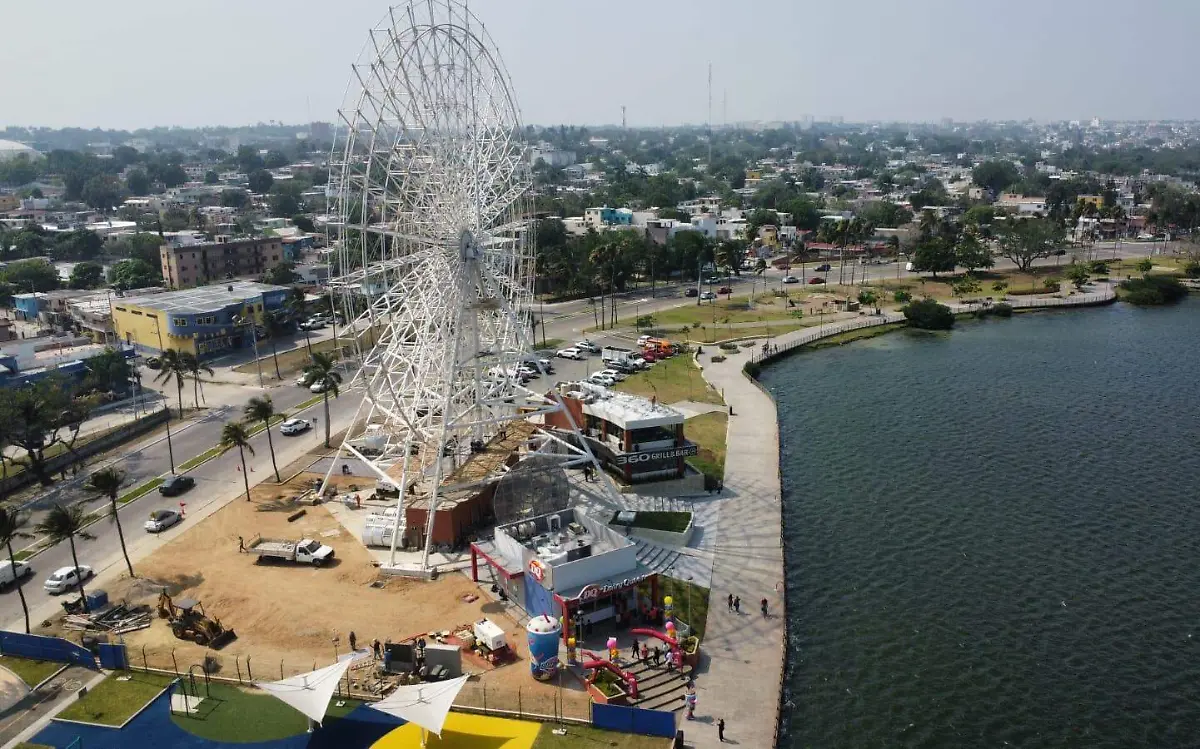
366,675,469,737
255,651,366,725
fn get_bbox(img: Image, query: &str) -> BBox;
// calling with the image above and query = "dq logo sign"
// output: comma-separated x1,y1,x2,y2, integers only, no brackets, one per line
577,573,652,601
527,559,546,583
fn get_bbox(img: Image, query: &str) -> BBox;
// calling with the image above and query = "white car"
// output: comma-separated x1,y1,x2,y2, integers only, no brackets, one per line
44,565,93,595
557,348,584,360
310,380,334,393
598,369,627,382
144,509,182,533
636,335,652,346
280,418,311,436
782,275,800,284
0,560,33,591
700,291,717,301
575,340,601,353
516,365,539,379
296,372,315,387
589,374,616,387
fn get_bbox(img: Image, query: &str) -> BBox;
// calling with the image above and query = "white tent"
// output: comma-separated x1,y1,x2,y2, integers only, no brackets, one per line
366,675,469,738
255,652,366,726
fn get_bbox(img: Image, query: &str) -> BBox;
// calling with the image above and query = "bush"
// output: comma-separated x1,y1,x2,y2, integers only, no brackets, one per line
743,360,762,378
710,355,726,363
1184,260,1200,279
1119,275,1188,306
902,298,955,330
718,342,739,351
992,302,1013,317
894,289,913,303
1090,260,1110,274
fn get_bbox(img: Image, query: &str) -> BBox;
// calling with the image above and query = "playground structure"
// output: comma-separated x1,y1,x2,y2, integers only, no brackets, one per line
631,627,701,669
580,650,639,703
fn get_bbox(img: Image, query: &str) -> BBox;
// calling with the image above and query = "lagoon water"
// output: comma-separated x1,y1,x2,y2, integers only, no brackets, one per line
763,298,1200,748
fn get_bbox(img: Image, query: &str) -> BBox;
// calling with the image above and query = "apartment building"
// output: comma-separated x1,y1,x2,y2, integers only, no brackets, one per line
160,235,286,288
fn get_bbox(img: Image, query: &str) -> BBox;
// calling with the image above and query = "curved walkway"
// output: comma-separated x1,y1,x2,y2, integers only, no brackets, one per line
690,285,1117,748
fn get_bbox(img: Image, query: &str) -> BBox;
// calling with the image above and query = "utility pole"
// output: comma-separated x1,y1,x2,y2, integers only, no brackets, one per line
621,105,626,129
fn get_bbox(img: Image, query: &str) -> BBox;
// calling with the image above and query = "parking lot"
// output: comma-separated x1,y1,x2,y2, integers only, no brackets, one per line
529,330,646,388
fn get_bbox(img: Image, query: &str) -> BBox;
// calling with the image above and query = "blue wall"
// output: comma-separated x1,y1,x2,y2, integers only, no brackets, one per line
0,631,97,670
13,295,40,320
591,702,678,738
523,576,557,620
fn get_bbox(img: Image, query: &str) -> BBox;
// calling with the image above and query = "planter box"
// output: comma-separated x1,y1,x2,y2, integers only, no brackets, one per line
586,680,629,705
608,512,695,547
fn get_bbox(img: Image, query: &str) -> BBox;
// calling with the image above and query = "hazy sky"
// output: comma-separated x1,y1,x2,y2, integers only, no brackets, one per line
3,0,1198,130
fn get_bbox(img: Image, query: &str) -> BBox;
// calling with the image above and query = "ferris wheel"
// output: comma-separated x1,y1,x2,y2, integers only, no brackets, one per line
323,2,612,572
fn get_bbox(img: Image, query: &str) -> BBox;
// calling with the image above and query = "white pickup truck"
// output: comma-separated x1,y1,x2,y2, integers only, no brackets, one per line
247,536,335,566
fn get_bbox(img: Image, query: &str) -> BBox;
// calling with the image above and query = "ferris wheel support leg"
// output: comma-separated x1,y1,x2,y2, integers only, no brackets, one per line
387,435,416,567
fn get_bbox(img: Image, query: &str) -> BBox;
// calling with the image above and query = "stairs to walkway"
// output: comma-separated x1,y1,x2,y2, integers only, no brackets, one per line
626,660,691,712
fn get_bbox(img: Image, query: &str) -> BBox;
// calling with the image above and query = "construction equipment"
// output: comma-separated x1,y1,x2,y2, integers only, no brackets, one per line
157,589,236,649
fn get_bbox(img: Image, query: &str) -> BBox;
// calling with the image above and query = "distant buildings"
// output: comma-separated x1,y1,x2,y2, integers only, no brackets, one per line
160,235,287,288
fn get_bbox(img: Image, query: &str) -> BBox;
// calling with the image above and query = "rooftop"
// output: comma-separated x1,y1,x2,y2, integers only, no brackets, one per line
119,281,287,316
558,384,684,430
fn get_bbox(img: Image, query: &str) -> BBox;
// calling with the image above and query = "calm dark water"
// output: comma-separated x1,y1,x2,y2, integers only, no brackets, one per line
763,299,1200,749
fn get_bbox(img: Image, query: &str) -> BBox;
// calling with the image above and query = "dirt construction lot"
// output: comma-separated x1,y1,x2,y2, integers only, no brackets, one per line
39,474,588,717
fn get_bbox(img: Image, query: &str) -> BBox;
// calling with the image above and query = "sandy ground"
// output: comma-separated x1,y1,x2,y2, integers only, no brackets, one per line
38,473,589,718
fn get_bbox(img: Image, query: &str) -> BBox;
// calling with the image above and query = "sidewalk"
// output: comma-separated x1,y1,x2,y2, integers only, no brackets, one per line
690,348,786,749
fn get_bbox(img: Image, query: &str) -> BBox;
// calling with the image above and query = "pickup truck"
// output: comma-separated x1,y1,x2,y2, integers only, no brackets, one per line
246,536,335,566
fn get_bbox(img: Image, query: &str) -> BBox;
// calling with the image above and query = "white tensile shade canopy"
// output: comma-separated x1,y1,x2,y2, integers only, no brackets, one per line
255,652,366,726
366,675,469,737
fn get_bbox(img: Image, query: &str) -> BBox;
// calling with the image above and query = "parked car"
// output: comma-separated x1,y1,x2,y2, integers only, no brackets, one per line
641,351,658,363
536,359,555,374
637,335,653,346
44,565,93,595
575,340,601,353
684,288,699,297
516,365,539,379
280,418,311,436
296,371,316,387
301,318,327,331
815,263,832,272
598,369,627,382
809,277,826,285
718,286,733,295
158,475,196,497
144,509,182,533
0,560,33,591
700,291,717,301
144,356,162,370
782,275,800,284
905,262,916,272
556,348,584,360
310,379,334,393
588,374,616,387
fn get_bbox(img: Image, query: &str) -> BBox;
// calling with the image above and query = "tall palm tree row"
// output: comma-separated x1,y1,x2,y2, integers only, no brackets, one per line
221,422,256,502
35,505,92,612
244,396,281,483
303,352,342,448
180,352,213,409
0,508,32,633
155,350,189,419
85,467,134,578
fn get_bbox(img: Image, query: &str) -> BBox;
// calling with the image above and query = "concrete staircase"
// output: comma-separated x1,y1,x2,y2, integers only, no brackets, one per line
626,660,691,712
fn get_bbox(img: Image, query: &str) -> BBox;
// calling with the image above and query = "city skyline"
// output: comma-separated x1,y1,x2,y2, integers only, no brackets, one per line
3,0,1198,130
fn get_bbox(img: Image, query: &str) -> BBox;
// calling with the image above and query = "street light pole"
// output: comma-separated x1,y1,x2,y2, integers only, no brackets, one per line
151,318,176,474
236,315,265,390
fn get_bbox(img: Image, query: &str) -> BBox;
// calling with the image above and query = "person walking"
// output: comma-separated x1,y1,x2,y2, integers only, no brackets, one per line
761,597,769,618
349,631,358,652
733,596,741,614
372,639,382,660
652,646,661,667
640,643,649,663
630,638,639,661
727,593,734,612
718,718,726,743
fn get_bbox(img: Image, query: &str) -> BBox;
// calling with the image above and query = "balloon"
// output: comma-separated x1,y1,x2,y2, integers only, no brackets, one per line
567,637,575,647
606,637,618,649
665,621,676,631
664,596,673,606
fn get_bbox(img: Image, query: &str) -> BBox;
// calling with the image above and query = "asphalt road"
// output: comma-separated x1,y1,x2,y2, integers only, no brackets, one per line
0,369,362,630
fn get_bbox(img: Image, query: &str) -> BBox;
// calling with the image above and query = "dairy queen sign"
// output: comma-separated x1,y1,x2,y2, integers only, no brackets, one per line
527,558,547,583
576,573,652,601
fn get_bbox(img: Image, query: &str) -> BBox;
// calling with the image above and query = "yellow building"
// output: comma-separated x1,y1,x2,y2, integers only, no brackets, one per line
112,281,289,359
1077,195,1103,209
0,194,18,212
759,224,780,248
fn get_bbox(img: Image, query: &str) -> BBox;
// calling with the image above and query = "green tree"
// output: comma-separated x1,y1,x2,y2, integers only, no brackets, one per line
1136,258,1153,277
248,169,274,194
857,289,879,314
179,351,212,409
2,259,59,292
53,229,104,262
244,396,281,482
262,262,300,286
971,160,1022,195
718,240,747,276
962,204,996,226
221,422,256,502
912,237,957,278
204,171,220,185
269,183,303,217
34,505,93,611
0,508,32,632
992,280,1009,294
107,258,160,290
1065,263,1091,290
68,261,105,289
996,217,1066,271
952,274,982,299
893,289,912,304
292,215,315,233
902,298,955,330
85,467,134,578
81,174,122,211
155,350,189,419
303,352,342,448
264,151,290,169
82,347,133,395
125,169,150,195
0,377,86,486
220,189,249,209
955,232,994,272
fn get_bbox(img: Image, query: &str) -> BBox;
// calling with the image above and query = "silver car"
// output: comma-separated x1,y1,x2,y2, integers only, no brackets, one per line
144,509,182,533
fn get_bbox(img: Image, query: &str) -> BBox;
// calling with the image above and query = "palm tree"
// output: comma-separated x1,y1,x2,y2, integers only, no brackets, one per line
303,352,342,448
85,467,134,578
155,349,189,419
244,396,280,482
221,422,256,501
286,287,311,354
0,508,33,632
35,504,92,612
179,352,213,409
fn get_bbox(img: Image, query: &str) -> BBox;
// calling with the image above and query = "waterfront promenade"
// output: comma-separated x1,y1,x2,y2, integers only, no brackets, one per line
689,286,1116,748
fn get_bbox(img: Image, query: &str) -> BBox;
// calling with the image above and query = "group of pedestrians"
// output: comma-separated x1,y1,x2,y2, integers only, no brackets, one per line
726,592,771,618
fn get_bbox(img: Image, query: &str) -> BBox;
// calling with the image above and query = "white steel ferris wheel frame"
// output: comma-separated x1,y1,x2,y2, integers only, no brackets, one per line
322,2,613,573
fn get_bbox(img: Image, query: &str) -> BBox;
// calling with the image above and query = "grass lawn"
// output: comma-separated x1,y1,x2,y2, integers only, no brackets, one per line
117,477,165,506
0,656,63,687
57,671,173,726
534,722,672,748
171,679,320,742
533,337,566,352
686,322,807,344
610,511,691,533
806,322,907,350
616,354,723,406
684,412,727,481
15,744,54,749
638,575,710,641
234,326,381,377
177,445,224,472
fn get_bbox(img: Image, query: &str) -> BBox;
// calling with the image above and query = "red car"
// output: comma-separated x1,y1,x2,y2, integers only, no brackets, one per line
718,286,732,295
809,277,825,284
641,350,658,363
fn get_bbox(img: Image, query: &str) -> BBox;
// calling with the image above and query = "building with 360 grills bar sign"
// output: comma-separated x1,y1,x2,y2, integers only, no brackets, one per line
545,383,696,483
